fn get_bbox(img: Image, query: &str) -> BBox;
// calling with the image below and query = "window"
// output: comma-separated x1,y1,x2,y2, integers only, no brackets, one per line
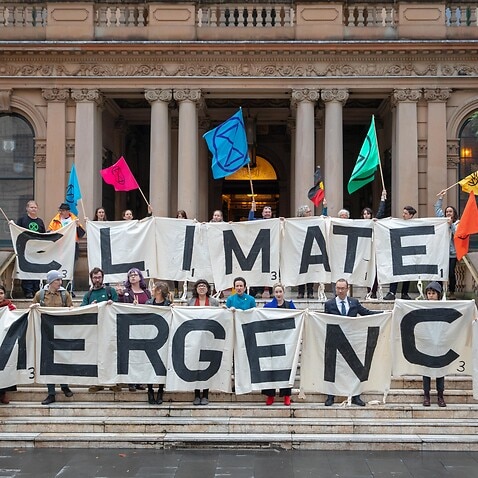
0,114,35,247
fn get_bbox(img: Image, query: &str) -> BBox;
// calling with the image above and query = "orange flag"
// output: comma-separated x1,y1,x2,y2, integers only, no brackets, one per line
454,191,478,260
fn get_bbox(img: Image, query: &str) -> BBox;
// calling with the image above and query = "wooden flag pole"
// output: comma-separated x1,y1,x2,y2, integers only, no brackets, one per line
78,198,87,222
378,159,385,192
247,163,256,212
138,186,152,213
0,207,10,222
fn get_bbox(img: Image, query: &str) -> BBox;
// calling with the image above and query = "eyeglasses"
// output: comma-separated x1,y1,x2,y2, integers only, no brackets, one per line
197,284,207,288
129,273,139,277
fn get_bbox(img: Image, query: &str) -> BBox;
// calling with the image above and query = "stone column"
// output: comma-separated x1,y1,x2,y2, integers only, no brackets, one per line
322,88,349,216
292,89,319,214
71,89,104,218
173,89,201,220
198,115,210,222
392,89,422,217
41,88,69,219
145,89,172,217
287,116,296,214
424,88,451,214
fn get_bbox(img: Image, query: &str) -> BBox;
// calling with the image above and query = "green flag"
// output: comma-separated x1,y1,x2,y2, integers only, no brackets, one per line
347,115,380,194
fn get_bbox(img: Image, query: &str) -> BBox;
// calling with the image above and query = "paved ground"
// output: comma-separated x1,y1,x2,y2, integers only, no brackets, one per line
0,448,477,477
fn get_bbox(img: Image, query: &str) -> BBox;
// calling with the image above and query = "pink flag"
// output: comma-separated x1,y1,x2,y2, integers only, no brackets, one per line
100,156,139,192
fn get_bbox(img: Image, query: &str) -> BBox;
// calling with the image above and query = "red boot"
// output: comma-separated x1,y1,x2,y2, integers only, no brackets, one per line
283,396,291,406
265,396,275,406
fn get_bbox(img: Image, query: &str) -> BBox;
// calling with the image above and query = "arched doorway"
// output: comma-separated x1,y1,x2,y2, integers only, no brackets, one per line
221,155,279,221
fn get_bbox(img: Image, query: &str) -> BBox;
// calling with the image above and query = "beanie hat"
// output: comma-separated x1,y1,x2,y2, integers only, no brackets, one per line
425,281,442,294
47,270,63,284
58,203,70,210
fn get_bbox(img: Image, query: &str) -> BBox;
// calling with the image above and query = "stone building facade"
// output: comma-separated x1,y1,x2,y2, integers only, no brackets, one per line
0,1,477,260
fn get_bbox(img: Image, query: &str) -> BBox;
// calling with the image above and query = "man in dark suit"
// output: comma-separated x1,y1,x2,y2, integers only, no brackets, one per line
324,278,380,407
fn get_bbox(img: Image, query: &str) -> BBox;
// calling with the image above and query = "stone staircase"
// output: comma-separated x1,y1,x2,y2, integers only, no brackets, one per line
0,375,476,451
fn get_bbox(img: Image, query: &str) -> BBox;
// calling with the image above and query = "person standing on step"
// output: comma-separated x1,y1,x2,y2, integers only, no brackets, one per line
383,205,417,301
262,283,296,406
324,278,380,407
31,270,74,405
145,281,173,405
187,278,220,406
15,200,46,298
81,267,121,394
422,281,447,408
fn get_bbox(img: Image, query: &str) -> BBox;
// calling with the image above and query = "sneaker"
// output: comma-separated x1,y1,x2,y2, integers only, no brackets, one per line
265,396,275,406
383,292,395,301
401,293,411,300
193,396,201,406
200,397,209,405
283,396,291,406
88,385,105,393
61,387,73,398
41,394,55,405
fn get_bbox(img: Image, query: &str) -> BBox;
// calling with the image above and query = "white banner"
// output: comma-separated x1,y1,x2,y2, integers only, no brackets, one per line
301,311,392,396
0,308,35,388
99,303,172,385
166,307,234,392
233,308,304,394
280,217,331,286
329,218,375,287
207,219,281,291
10,221,77,280
86,218,158,283
473,321,478,400
392,299,475,378
374,218,449,284
31,304,101,385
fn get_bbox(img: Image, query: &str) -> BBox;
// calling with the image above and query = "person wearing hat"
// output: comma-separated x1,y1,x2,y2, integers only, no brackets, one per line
31,269,74,405
48,203,85,297
422,281,446,407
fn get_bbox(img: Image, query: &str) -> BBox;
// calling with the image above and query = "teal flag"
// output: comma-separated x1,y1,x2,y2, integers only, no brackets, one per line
347,116,380,194
65,164,82,215
203,108,249,179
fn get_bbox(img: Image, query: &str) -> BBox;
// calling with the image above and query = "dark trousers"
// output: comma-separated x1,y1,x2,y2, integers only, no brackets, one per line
21,279,40,296
448,257,457,293
262,388,291,397
298,283,313,296
47,384,68,395
390,281,410,295
423,376,445,393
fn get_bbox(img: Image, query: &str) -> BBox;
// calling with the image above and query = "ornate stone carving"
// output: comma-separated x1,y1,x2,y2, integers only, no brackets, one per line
144,89,172,103
392,88,422,103
41,88,69,102
34,140,46,168
418,140,427,156
423,88,452,102
321,89,349,104
173,89,201,102
291,89,320,104
71,88,103,105
0,89,12,111
66,141,75,159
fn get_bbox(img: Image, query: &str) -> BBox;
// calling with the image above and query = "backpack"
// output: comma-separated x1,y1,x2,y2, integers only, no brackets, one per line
39,288,68,307
85,286,113,304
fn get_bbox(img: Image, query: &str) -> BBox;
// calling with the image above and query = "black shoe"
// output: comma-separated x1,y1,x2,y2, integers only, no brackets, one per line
41,394,55,405
156,393,163,405
136,384,146,391
351,396,366,406
61,387,73,398
307,294,314,299
401,293,411,300
325,395,334,406
147,390,155,405
297,293,304,299
383,292,395,301
70,292,76,298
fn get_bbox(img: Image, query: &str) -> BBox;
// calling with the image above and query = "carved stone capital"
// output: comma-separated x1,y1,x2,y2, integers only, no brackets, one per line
291,88,320,104
321,88,349,104
144,89,172,104
392,88,422,104
447,139,460,159
66,141,75,159
173,89,202,103
34,140,46,168
423,88,452,102
71,88,103,105
0,89,12,112
42,88,69,102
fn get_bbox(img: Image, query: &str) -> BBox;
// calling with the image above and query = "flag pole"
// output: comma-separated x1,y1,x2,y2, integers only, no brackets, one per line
378,159,385,192
137,186,152,212
0,207,10,222
78,198,87,221
438,181,461,194
462,254,478,285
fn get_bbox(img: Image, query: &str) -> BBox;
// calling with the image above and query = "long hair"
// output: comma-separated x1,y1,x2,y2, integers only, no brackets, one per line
124,268,148,291
192,279,211,298
94,207,108,221
176,210,187,219
360,207,373,218
445,205,459,223
153,281,170,300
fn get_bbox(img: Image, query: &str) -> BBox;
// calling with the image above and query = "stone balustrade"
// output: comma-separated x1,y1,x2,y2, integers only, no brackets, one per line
0,2,477,40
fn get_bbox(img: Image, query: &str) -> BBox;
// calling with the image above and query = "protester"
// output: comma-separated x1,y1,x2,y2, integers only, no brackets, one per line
262,283,296,406
435,190,459,299
226,276,256,311
210,210,224,222
117,268,151,392
187,279,220,405
145,281,172,405
122,209,134,220
324,278,380,407
15,200,46,298
361,189,387,299
422,281,446,407
0,284,16,404
31,270,74,405
81,267,121,393
94,207,108,221
338,209,350,219
383,205,417,300
47,203,85,297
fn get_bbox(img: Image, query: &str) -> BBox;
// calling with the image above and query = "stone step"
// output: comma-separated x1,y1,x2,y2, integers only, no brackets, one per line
1,431,478,451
